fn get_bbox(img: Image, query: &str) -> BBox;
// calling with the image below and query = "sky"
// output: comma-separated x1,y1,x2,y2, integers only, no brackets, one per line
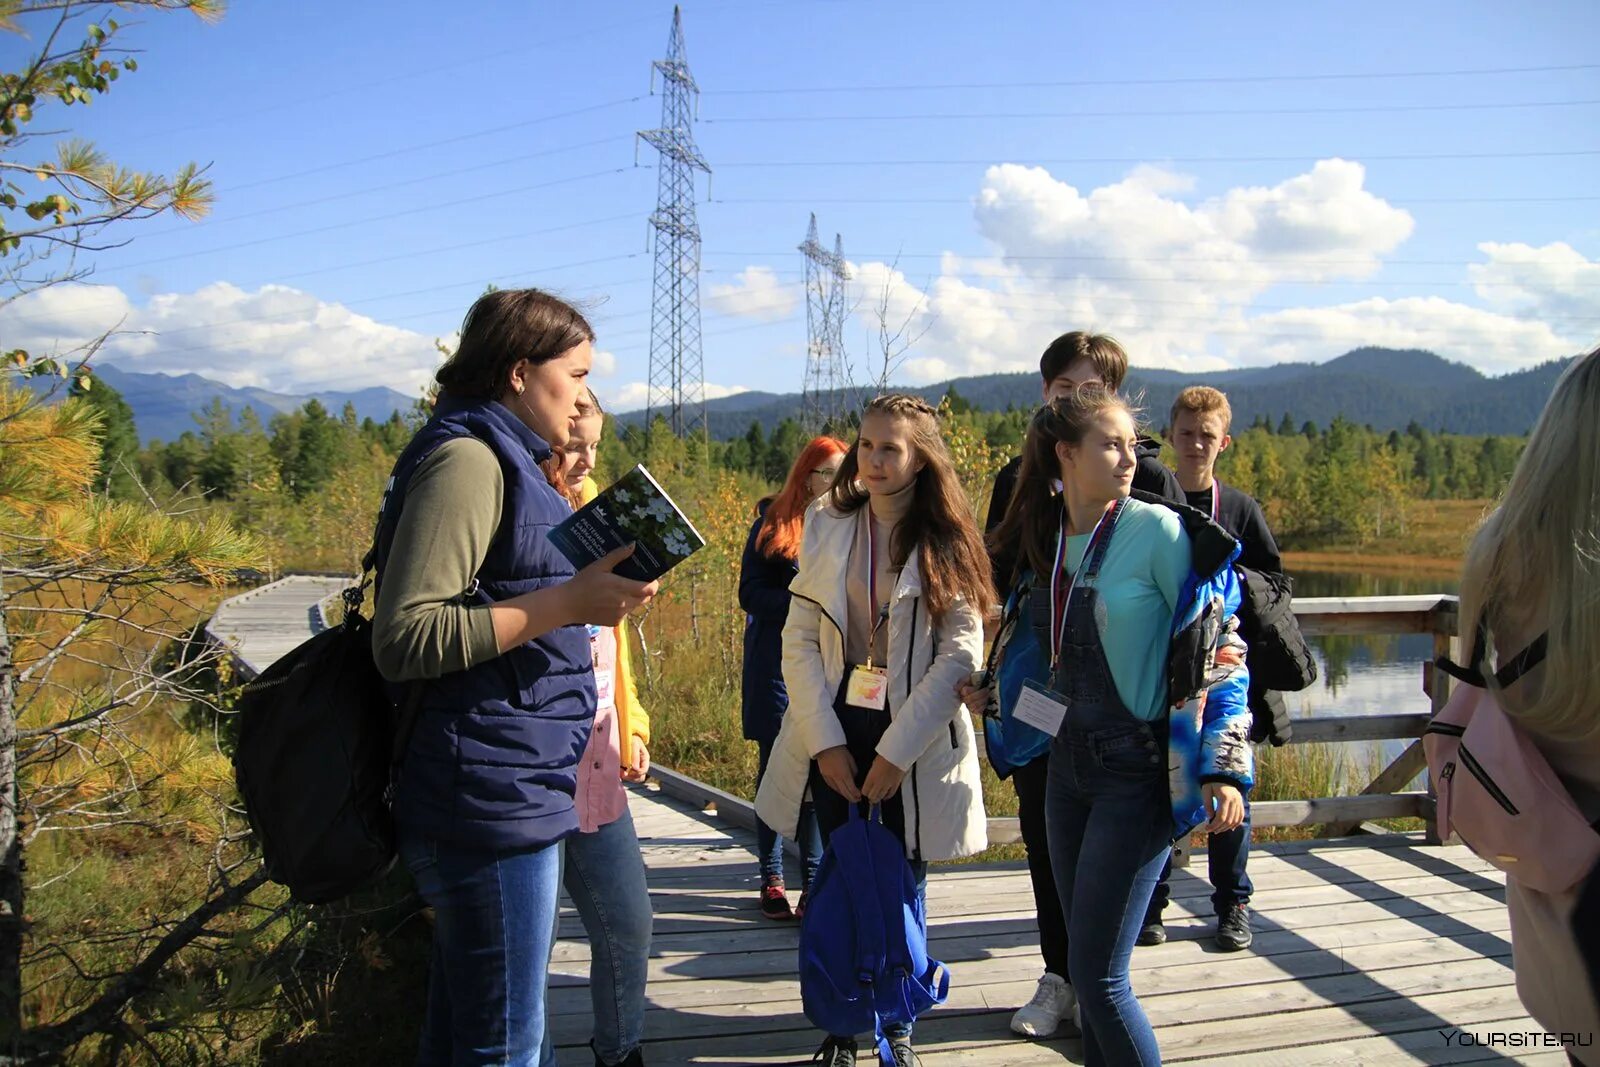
1,0,1597,410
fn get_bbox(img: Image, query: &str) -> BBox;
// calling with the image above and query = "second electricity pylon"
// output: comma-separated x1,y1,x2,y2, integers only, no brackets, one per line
799,214,850,433
639,5,711,442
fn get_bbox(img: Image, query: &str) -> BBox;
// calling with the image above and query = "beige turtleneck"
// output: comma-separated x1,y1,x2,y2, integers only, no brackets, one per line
845,481,915,672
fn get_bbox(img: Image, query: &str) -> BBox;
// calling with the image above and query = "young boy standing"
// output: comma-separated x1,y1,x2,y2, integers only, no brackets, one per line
983,332,1182,1039
1140,385,1283,951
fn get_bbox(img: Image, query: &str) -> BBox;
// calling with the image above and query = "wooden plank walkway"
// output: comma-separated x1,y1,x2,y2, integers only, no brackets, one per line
204,574,354,677
548,784,1564,1066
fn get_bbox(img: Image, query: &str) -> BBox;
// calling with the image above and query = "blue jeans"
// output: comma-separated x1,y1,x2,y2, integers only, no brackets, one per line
1146,800,1254,923
1046,713,1172,1067
555,806,653,1066
755,736,823,888
399,832,562,1067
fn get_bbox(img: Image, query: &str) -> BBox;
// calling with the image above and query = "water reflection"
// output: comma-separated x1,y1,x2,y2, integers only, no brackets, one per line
1282,567,1461,787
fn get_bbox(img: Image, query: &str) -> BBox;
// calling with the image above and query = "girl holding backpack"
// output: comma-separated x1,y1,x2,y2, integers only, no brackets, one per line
1450,346,1600,1065
755,394,994,1067
986,387,1253,1066
540,387,654,1067
371,290,657,1067
739,435,847,920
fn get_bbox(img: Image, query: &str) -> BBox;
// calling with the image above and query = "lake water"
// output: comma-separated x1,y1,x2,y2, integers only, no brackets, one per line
1283,567,1461,788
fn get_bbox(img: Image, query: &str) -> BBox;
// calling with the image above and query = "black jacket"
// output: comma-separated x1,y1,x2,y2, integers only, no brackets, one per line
738,502,798,744
1181,481,1282,575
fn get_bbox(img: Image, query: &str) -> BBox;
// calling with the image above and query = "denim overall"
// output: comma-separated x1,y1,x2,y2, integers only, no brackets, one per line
1041,506,1173,1067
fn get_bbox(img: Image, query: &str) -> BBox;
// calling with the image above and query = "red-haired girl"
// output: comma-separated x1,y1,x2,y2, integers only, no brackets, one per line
740,435,848,919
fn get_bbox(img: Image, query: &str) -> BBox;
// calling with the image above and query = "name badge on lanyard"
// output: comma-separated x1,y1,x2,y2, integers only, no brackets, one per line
1033,498,1125,734
845,514,890,712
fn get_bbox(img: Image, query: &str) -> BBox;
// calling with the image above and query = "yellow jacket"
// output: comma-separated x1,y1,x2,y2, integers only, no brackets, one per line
579,477,650,759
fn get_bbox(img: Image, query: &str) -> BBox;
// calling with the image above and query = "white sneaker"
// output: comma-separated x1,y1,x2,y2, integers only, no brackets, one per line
1009,972,1077,1037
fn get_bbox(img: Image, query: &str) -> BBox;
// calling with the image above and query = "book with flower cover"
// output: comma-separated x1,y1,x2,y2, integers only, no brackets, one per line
548,464,707,582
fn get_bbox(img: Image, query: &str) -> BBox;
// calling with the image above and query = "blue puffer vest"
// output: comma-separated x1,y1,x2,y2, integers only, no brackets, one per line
374,392,596,852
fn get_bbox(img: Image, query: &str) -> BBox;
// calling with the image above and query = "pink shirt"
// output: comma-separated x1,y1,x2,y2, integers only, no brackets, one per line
576,624,627,833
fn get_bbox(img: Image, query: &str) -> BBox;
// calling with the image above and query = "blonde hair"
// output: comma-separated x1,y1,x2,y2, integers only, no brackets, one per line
1170,385,1232,435
1457,345,1600,740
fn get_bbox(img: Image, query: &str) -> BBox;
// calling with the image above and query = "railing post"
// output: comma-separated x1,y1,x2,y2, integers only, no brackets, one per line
1423,599,1458,845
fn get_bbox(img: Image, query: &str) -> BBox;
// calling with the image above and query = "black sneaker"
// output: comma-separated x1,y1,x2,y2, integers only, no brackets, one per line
593,1041,644,1066
886,1036,921,1066
1136,920,1167,946
812,1035,857,1067
1216,904,1253,951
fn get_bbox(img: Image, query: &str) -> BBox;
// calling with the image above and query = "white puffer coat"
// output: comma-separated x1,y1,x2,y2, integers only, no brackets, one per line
753,501,989,862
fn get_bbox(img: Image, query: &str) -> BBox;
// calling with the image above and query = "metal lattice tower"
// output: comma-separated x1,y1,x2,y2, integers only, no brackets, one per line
799,214,851,433
639,6,711,441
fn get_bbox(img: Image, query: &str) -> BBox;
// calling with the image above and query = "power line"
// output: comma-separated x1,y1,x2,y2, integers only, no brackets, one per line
134,16,669,142
143,137,635,238
714,148,1600,168
5,254,649,349
698,251,1600,287
223,96,646,194
704,98,1600,124
706,63,1600,96
615,284,1600,324
710,193,1599,207
266,213,647,286
94,167,647,274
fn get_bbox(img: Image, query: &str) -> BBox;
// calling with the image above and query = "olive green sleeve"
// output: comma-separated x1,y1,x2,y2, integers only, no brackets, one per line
371,437,505,681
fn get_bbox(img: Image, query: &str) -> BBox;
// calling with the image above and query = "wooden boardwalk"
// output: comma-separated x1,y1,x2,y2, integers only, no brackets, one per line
548,784,1563,1067
204,574,354,677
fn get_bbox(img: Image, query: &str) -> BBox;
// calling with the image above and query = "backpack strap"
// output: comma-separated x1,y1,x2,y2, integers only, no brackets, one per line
1436,617,1549,690
978,572,1031,689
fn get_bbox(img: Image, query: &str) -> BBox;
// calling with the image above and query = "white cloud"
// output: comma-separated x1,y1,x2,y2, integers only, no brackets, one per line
0,281,441,394
705,266,801,323
1246,297,1577,376
1470,241,1600,324
836,159,1589,382
591,348,618,377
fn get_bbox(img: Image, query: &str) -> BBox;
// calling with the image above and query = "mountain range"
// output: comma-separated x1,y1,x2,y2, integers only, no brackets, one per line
617,347,1574,439
42,347,1573,444
47,365,418,443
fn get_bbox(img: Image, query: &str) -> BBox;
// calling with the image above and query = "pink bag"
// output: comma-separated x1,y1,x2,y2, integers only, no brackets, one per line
1423,626,1600,895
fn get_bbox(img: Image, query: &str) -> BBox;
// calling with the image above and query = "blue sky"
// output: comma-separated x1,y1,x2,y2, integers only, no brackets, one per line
2,0,1597,407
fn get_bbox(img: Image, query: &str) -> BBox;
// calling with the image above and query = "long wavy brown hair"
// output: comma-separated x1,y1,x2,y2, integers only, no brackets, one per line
829,394,996,620
988,386,1138,581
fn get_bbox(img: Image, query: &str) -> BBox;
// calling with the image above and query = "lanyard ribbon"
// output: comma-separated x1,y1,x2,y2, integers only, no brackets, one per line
866,515,889,668
1049,499,1124,673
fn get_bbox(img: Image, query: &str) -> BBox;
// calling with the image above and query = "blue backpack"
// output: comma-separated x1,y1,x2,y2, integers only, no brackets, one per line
799,806,949,1058
981,574,1053,778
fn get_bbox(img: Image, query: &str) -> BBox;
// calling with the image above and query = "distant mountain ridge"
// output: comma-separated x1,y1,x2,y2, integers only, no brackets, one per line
52,365,418,443
41,348,1572,445
619,347,1573,439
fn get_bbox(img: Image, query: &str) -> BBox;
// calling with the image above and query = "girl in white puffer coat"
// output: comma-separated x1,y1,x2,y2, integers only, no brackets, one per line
755,394,995,1067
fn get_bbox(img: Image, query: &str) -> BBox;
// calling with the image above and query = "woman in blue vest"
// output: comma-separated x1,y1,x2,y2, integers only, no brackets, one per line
987,387,1253,1067
371,289,659,1067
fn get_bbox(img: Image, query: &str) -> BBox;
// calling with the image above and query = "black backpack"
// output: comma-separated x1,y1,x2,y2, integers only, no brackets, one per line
232,545,422,905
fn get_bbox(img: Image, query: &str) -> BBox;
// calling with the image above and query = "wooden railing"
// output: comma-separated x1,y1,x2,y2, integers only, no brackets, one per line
650,594,1462,857
985,594,1458,855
